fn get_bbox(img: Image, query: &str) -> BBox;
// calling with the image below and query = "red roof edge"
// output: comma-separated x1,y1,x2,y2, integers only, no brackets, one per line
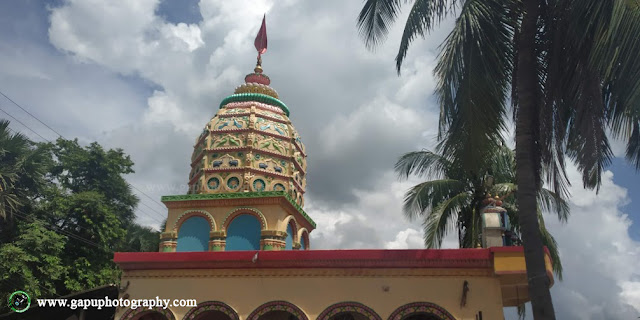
112,248,522,271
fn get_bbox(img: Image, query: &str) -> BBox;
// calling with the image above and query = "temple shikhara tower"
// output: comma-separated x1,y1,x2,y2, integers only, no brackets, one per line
114,17,553,320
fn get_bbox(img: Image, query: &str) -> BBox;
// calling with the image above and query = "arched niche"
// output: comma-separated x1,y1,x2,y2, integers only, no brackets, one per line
177,216,210,252
387,302,456,320
317,302,381,320
247,301,308,320
285,220,296,250
297,228,309,250
182,301,239,320
120,307,175,320
226,214,261,251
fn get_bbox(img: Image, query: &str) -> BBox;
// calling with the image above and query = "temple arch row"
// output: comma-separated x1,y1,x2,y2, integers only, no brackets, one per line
169,208,269,233
115,301,455,320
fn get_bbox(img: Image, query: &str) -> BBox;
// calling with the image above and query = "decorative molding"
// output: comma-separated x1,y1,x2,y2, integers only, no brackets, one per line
317,302,382,320
387,302,456,320
182,301,239,320
220,93,290,116
121,268,494,279
247,301,308,320
222,207,268,230
119,306,176,320
172,210,216,232
261,230,287,238
161,191,316,228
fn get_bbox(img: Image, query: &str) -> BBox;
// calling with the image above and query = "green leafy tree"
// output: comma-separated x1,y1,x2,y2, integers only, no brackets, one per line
32,138,140,294
358,0,640,317
0,124,160,312
0,222,66,313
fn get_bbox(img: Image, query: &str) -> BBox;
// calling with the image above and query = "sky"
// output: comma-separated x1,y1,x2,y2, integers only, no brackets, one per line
0,0,638,319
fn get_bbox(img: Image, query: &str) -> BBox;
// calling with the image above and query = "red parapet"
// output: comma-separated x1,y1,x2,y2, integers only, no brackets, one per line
113,248,509,271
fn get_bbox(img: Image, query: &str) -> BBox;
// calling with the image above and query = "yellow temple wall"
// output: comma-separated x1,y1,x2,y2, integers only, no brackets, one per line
115,268,505,320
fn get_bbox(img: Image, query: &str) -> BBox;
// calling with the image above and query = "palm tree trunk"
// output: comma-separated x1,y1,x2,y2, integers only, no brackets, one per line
515,0,556,319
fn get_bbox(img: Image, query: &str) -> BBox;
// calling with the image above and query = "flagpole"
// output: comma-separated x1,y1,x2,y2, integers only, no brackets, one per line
254,14,267,73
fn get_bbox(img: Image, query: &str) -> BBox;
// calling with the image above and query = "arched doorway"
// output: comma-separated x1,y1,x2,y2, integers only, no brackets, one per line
182,301,239,320
119,307,176,320
247,301,308,320
387,302,455,320
317,302,381,320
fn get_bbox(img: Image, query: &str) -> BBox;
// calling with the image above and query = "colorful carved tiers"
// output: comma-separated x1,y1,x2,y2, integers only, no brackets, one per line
188,68,307,208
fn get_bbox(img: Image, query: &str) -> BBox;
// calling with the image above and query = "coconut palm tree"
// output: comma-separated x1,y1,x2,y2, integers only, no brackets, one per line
0,120,48,239
358,0,640,317
395,146,565,278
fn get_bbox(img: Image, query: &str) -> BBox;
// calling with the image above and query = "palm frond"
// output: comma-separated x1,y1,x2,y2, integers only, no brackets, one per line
395,150,451,180
538,208,563,280
402,179,467,220
627,121,640,170
423,191,471,248
538,188,570,223
434,0,513,173
357,0,403,50
395,0,457,72
492,182,516,199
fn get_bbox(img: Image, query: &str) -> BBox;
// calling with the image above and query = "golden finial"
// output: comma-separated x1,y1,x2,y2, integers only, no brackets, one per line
254,55,263,74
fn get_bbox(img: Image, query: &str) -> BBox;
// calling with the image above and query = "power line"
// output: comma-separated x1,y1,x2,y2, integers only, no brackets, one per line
135,208,164,228
0,90,168,218
0,90,64,137
13,211,157,253
6,126,167,225
0,106,50,142
13,212,105,250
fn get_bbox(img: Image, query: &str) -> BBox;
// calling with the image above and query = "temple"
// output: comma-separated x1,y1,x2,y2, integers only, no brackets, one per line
113,19,554,320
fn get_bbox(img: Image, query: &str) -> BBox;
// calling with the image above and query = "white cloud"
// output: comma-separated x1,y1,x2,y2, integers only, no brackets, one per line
1,1,638,318
385,228,424,249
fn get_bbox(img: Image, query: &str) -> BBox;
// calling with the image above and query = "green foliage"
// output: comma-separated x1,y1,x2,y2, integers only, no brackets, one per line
0,222,65,308
359,0,640,316
395,146,565,278
0,123,160,313
358,0,640,191
44,138,138,222
0,120,49,236
123,224,161,252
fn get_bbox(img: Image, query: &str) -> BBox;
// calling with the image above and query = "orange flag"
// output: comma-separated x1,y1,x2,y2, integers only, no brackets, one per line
254,14,267,55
